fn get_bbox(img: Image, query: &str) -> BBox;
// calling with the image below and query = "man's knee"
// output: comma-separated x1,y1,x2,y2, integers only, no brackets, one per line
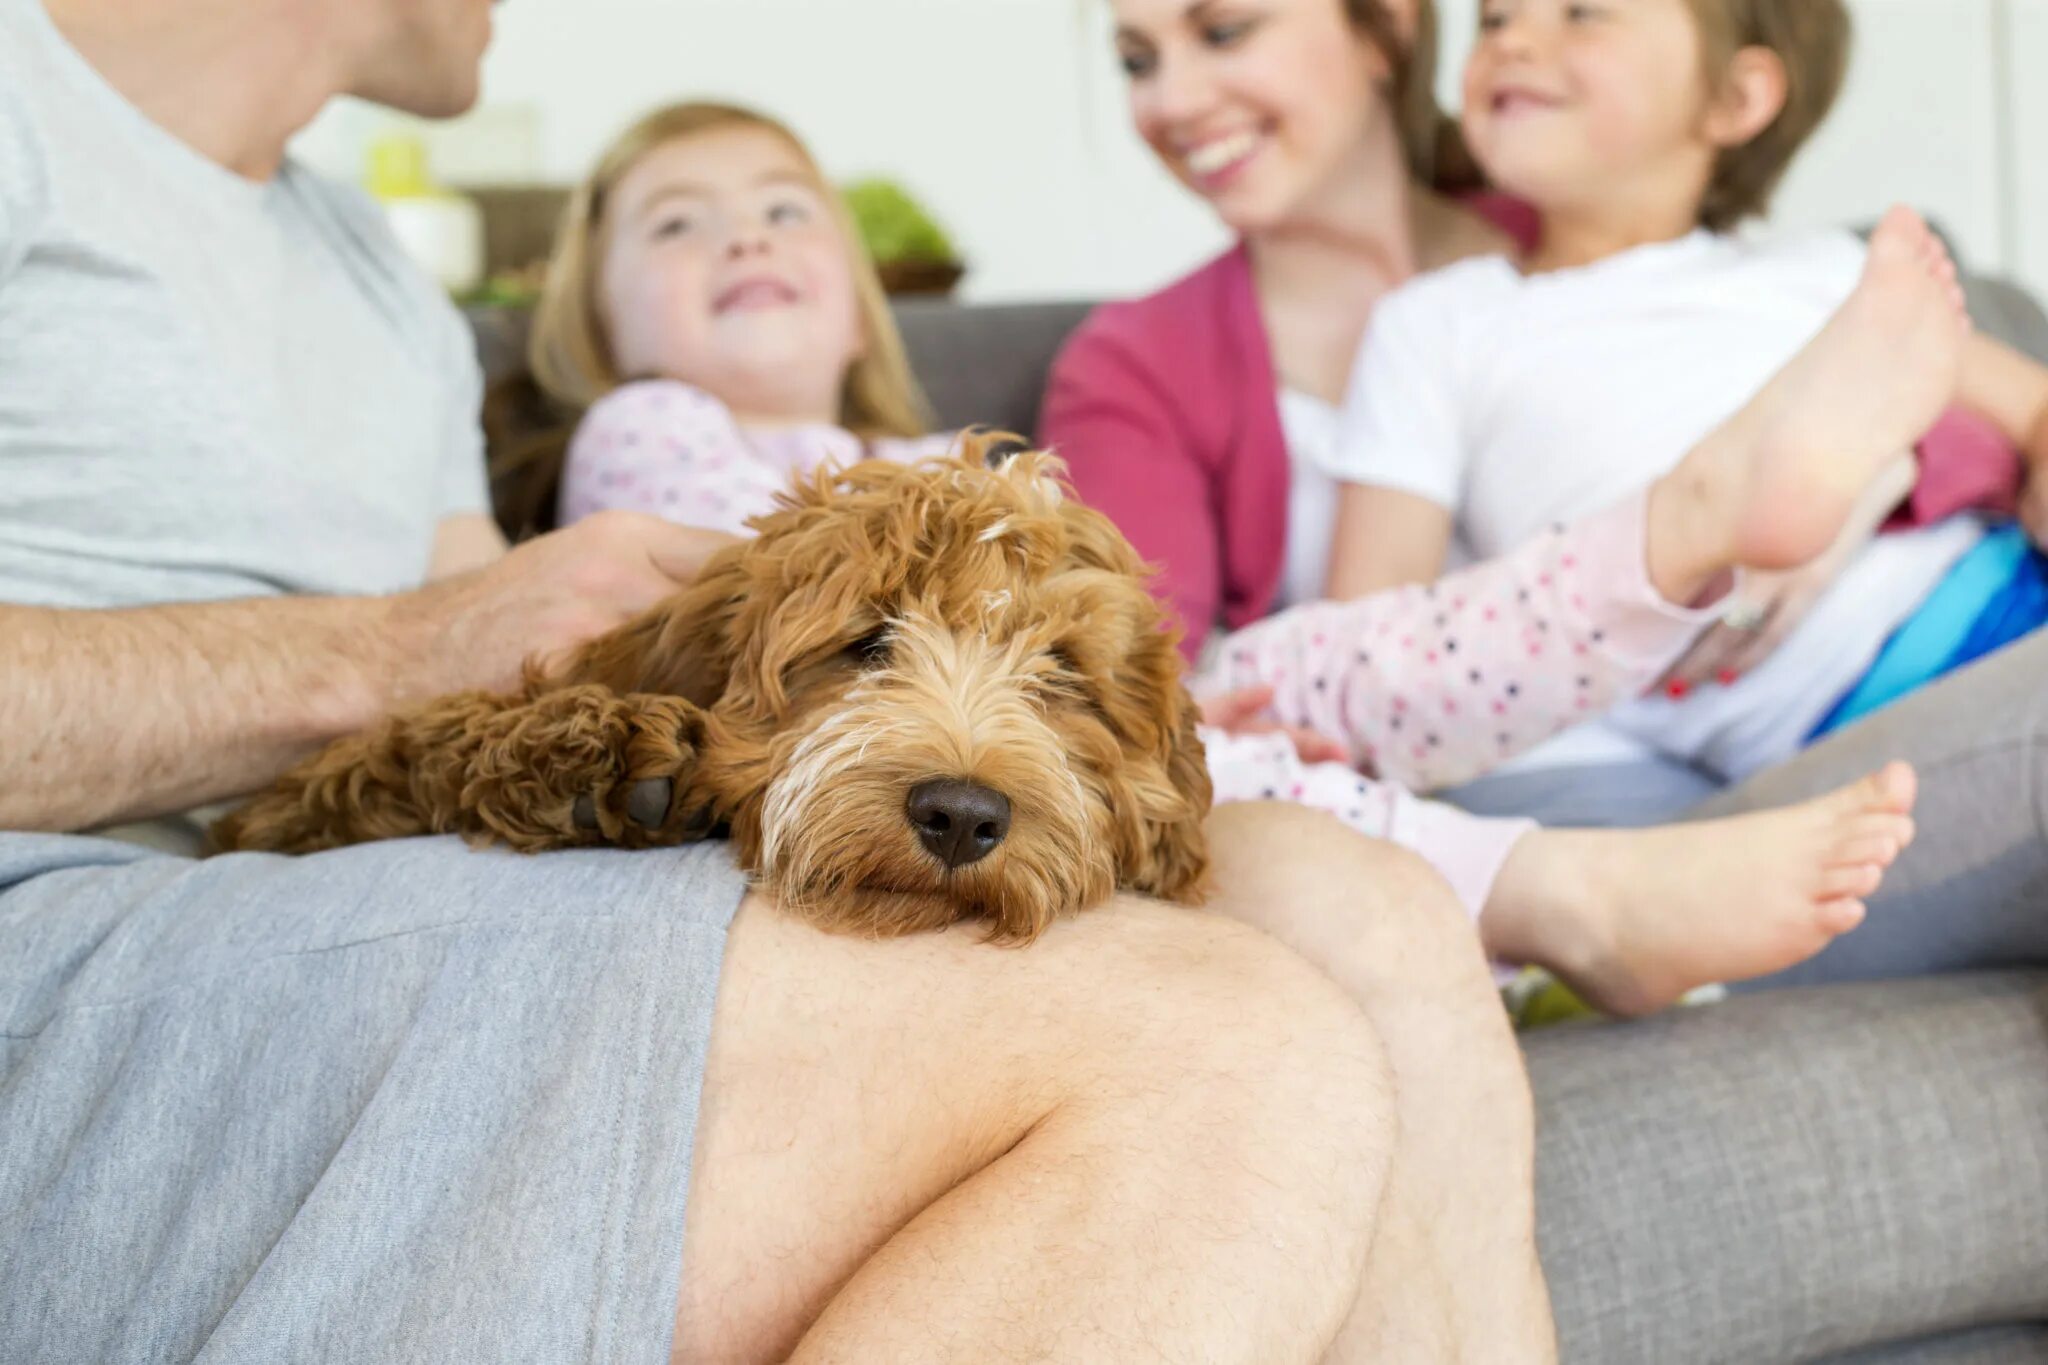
1209,801,1490,979
1100,904,1396,1250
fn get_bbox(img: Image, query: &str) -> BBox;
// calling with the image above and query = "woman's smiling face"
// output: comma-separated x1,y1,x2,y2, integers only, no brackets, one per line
1111,0,1412,233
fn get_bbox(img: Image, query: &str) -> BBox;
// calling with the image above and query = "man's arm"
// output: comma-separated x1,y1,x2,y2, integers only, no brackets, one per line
430,512,510,581
3,595,404,831
1,512,738,834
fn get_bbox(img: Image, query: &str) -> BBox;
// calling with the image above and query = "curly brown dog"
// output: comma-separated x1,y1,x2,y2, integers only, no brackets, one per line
213,435,1213,942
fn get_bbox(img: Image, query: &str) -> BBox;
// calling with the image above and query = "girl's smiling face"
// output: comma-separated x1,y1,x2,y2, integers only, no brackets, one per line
599,125,866,423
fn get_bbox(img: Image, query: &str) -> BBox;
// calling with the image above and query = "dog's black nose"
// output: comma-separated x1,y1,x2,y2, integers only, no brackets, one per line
906,779,1011,870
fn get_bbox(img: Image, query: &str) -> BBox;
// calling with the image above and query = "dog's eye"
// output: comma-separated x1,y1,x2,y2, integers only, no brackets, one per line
844,629,892,667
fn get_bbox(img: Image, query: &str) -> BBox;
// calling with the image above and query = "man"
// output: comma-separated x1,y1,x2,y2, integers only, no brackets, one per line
0,0,1554,1359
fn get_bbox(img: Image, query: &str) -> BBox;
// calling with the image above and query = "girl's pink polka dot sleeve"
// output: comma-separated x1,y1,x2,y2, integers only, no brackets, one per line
558,380,787,535
1201,491,1725,791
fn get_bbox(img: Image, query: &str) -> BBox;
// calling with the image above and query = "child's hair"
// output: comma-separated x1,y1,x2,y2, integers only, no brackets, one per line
489,101,934,540
528,100,932,437
1684,0,1852,232
1346,0,1486,193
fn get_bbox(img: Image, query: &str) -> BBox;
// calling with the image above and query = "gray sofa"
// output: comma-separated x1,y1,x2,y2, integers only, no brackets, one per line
470,281,2048,1363
900,290,2048,1365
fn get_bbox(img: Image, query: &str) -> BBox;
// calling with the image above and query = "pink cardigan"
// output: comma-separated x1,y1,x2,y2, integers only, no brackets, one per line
1041,226,2020,662
1039,243,1289,661
1038,198,1541,661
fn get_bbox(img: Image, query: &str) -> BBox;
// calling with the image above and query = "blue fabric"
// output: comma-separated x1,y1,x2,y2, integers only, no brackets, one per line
1813,525,2048,738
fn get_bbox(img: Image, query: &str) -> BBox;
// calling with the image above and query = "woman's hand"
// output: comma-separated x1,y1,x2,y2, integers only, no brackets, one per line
1197,684,1350,765
2019,412,2048,552
1660,450,1918,695
1658,528,1867,694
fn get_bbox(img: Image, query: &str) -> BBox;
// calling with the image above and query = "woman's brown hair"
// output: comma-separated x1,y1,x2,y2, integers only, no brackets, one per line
1345,0,1484,192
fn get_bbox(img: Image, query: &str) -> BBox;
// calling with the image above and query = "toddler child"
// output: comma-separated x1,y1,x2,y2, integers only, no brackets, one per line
1320,0,2048,787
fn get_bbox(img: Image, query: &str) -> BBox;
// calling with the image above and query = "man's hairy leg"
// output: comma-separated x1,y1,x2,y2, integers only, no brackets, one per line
674,893,1396,1364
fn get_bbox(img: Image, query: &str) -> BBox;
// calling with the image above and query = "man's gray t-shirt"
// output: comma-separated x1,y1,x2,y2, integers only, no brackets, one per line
0,0,490,611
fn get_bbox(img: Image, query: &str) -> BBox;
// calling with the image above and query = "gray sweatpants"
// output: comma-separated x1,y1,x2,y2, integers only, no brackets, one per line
1703,626,2048,987
0,833,746,1365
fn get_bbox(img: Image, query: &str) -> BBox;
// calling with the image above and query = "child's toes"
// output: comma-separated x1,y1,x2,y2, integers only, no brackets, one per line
1819,861,1885,901
1845,811,1916,852
1828,834,1900,870
1817,899,1868,935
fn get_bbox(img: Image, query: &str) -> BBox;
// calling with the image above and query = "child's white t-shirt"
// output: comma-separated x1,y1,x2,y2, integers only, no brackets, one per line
1321,228,1982,781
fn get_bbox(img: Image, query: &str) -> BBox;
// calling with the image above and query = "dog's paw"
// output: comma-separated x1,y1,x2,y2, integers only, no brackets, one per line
572,777,673,834
467,689,704,851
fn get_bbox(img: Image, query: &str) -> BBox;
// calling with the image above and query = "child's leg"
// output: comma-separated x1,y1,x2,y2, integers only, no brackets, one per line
1201,727,1532,924
1209,209,1972,799
1204,731,1919,1016
1206,493,1720,794
1481,764,1918,1017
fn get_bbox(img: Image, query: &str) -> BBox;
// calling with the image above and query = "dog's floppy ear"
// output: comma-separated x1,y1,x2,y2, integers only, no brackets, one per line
548,543,745,707
1092,609,1212,904
1131,673,1213,904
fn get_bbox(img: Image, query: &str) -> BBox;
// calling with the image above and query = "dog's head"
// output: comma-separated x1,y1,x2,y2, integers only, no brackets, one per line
580,433,1212,941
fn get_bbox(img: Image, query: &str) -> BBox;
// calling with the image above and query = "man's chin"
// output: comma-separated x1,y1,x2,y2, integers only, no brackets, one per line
350,67,482,122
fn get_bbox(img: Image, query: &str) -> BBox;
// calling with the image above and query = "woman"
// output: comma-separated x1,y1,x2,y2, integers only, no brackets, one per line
1042,0,1529,647
1041,0,2048,1355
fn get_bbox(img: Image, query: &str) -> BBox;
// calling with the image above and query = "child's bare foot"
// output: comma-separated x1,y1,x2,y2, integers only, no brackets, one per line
1482,762,1917,1017
1649,208,1970,599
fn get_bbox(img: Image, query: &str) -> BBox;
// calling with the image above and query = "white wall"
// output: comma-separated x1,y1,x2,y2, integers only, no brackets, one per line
2012,0,2048,303
298,0,1228,302
297,0,2046,303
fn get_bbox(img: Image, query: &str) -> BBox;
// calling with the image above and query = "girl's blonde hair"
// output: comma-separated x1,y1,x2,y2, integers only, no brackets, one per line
528,100,932,439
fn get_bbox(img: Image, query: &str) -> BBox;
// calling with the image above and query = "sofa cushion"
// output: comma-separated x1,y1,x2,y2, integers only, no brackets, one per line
894,299,1090,435
1528,970,2048,1364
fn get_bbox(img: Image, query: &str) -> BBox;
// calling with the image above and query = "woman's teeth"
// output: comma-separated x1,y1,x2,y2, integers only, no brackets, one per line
1184,131,1259,177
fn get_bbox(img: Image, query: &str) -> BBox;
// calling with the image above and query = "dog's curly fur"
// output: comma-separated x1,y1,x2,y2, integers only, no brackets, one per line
213,435,1213,942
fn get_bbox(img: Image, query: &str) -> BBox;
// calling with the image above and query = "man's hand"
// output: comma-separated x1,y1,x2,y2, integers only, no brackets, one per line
391,512,739,701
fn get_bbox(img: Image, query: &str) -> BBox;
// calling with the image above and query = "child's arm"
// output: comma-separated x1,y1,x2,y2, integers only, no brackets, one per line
1324,483,1455,598
1318,284,1469,600
1204,492,1722,793
558,381,787,535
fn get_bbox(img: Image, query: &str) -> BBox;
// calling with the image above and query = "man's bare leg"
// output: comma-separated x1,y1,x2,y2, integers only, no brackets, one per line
1203,802,1557,1364
674,889,1398,1363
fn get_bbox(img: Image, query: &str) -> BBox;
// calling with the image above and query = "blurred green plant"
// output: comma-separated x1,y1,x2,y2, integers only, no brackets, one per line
841,179,958,265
